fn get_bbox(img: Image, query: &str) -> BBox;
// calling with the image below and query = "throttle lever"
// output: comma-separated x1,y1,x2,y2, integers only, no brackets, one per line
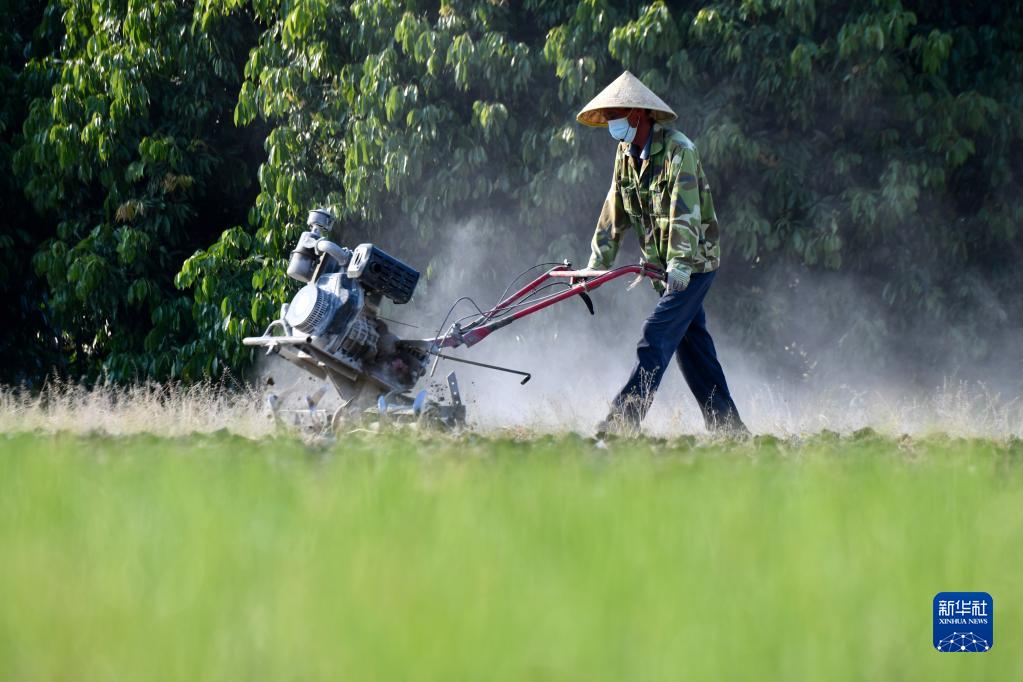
579,291,595,315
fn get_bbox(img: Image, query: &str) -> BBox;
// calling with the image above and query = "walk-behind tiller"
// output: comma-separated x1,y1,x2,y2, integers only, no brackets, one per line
244,209,665,430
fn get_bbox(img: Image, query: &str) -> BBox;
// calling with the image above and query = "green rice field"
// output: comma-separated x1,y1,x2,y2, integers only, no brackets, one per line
1,430,1020,680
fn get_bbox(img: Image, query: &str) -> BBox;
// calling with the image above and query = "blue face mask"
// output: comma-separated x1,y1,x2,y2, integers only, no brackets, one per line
607,116,637,143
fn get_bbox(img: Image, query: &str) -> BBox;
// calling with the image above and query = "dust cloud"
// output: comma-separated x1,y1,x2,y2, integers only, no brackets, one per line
383,217,1022,438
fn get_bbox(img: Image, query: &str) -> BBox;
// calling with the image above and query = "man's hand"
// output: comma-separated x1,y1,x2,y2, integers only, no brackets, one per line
665,263,691,294
571,261,598,287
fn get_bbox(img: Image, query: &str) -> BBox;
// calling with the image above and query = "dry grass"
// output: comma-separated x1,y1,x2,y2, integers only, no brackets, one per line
708,378,1022,440
0,380,273,439
0,377,1018,440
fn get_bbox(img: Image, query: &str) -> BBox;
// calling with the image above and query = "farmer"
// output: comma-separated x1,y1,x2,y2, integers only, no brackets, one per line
576,71,747,436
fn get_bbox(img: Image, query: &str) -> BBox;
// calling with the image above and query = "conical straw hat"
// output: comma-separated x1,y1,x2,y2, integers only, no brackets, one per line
576,70,677,127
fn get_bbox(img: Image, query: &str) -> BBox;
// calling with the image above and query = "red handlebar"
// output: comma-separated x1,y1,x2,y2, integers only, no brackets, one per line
430,263,665,349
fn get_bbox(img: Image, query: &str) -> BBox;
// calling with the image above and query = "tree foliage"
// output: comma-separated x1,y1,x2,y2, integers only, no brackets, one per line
4,0,1022,384
0,0,62,385
12,0,261,380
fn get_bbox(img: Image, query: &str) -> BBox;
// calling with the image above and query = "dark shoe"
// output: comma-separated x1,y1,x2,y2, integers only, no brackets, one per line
594,416,641,440
704,408,750,439
713,418,751,440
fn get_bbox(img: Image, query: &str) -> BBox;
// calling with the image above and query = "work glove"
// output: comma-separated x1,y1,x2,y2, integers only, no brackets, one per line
665,262,691,294
571,258,600,287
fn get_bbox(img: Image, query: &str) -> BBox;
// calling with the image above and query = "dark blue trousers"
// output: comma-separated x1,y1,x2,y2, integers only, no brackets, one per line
608,271,746,432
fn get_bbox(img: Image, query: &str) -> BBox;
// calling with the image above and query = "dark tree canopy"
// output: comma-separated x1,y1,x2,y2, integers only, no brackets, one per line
2,0,1021,385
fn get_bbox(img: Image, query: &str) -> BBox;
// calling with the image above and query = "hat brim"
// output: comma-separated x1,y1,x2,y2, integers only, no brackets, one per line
576,107,677,127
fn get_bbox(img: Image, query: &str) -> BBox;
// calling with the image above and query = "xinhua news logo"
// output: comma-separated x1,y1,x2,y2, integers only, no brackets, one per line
933,592,993,652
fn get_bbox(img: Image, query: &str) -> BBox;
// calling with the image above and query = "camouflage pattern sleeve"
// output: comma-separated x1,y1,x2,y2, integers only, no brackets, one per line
665,146,703,277
586,154,628,270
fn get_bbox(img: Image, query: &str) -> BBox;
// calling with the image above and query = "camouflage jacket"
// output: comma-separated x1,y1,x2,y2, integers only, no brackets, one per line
586,125,721,284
